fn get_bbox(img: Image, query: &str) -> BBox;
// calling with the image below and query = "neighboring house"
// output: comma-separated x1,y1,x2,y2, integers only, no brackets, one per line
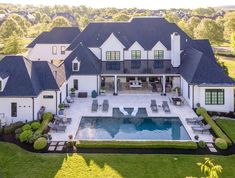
0,17,234,124
27,27,81,65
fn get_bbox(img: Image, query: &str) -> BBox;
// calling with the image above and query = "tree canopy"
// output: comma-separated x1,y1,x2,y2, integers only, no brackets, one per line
50,16,71,28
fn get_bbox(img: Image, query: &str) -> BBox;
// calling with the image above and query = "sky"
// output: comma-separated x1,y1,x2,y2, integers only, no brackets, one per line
0,0,234,10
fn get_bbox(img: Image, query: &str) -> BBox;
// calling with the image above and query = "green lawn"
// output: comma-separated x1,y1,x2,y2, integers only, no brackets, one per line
216,119,235,143
1,142,235,178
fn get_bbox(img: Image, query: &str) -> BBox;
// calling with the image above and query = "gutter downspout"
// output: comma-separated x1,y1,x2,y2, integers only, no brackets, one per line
55,91,58,115
32,97,34,120
192,85,194,109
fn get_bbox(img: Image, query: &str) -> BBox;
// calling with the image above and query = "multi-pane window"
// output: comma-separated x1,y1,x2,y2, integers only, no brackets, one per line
106,51,120,60
11,103,17,117
52,46,57,55
154,50,164,59
61,46,66,55
154,60,164,68
205,89,224,105
43,95,53,99
131,50,141,59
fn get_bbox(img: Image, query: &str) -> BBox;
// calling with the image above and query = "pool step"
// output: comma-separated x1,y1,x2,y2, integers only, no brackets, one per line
206,143,217,153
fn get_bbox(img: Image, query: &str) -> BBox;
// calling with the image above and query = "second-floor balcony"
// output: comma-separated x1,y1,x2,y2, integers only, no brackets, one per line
101,59,179,75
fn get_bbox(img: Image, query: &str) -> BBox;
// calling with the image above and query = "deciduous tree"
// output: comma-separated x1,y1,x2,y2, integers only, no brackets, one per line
2,32,24,54
51,16,71,28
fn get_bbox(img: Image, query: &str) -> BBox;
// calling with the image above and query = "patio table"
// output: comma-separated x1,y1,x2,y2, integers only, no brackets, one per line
172,97,182,106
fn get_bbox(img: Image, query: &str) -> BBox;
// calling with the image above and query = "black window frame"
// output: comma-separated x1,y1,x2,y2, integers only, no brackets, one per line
131,50,141,59
43,95,54,99
205,89,224,105
188,84,190,99
106,51,120,60
73,62,79,71
154,50,164,59
52,46,57,55
154,60,164,69
61,46,66,55
0,80,2,91
73,79,78,90
11,102,17,117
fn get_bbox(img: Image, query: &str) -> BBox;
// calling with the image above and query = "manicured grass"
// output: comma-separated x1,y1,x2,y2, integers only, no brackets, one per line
76,140,197,149
1,142,235,178
216,119,235,143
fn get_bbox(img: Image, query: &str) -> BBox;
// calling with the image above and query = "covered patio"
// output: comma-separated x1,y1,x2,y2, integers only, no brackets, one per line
49,93,213,143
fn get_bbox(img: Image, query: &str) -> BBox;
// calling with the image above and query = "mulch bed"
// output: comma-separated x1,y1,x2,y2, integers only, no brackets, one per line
1,134,235,155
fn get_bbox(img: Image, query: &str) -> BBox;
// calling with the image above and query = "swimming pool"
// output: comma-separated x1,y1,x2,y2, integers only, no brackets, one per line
76,116,191,141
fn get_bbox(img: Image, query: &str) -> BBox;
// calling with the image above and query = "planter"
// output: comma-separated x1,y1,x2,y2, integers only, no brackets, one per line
58,109,64,115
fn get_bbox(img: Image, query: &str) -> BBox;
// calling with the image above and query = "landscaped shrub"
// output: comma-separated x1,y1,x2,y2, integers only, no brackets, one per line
22,124,31,131
42,112,53,121
76,140,198,149
196,107,232,146
15,128,23,134
37,112,53,134
28,131,42,144
215,138,228,150
91,90,97,98
31,122,41,131
33,137,47,150
3,121,24,134
19,130,33,143
198,140,206,148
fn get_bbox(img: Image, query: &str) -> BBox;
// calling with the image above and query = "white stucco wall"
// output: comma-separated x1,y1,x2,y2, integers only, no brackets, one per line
181,77,192,107
124,41,147,59
148,41,171,59
27,44,71,62
67,75,98,96
100,33,125,61
0,97,33,124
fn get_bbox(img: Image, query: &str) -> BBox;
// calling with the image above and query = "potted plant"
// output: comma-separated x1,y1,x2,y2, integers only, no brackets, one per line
100,86,106,94
91,90,98,98
67,134,75,152
174,87,181,96
70,88,76,97
58,103,64,115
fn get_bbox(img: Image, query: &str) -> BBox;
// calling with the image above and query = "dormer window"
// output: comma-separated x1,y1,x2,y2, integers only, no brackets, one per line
72,58,81,71
131,50,141,59
154,50,164,59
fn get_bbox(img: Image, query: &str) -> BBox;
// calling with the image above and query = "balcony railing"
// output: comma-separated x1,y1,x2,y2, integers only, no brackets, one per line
101,59,179,74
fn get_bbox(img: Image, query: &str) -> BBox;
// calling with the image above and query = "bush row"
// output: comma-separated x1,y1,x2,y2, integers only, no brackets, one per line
196,107,232,146
76,140,198,149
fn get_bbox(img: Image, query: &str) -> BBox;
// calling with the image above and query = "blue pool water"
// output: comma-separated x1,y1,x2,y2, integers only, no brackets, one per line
76,117,191,140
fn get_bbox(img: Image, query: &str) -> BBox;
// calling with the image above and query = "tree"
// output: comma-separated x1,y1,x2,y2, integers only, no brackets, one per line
194,18,223,45
178,20,191,37
164,12,180,23
197,158,222,178
51,16,71,28
8,14,30,34
113,13,130,21
187,17,201,38
231,33,235,53
2,32,24,54
223,12,235,41
0,17,24,41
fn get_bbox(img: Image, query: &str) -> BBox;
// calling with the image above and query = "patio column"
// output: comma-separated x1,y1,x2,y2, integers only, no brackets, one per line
162,75,166,94
114,75,118,95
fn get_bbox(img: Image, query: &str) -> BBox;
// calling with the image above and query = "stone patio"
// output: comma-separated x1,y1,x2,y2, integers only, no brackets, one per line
49,93,213,142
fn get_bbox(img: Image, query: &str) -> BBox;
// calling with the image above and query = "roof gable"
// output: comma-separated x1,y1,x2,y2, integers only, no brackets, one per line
100,33,125,49
151,41,167,50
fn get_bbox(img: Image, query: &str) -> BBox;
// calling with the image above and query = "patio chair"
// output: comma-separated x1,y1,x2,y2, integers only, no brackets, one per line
168,97,173,104
119,107,128,116
54,115,72,124
162,101,171,113
186,116,204,124
150,100,158,112
48,122,66,132
102,99,109,112
131,107,138,116
66,96,74,103
191,124,211,134
91,99,98,112
63,100,70,108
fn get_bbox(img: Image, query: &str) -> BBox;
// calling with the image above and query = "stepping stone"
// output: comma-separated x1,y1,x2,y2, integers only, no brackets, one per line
48,146,56,151
56,146,64,151
208,147,217,153
206,143,214,148
50,141,58,146
58,141,65,146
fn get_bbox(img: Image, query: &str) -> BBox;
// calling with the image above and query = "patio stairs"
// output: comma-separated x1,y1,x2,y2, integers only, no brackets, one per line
206,143,217,153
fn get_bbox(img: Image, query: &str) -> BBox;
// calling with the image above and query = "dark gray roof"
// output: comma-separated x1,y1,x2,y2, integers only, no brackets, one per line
0,56,65,97
64,43,101,79
68,17,192,50
27,27,81,48
0,71,9,79
180,47,234,85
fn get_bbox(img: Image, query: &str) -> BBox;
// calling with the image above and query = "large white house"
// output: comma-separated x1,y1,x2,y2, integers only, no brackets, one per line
0,17,234,124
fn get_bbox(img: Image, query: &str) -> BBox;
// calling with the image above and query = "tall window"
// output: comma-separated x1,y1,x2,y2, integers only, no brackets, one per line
205,89,224,105
188,84,190,99
52,46,57,55
61,46,66,55
73,63,78,71
0,80,2,91
11,103,17,117
73,79,78,90
131,50,141,59
154,50,164,59
106,51,120,60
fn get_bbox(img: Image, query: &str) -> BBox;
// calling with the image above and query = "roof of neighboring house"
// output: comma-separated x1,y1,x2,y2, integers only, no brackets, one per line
0,56,66,97
179,47,234,85
68,17,192,50
63,43,101,79
27,27,81,48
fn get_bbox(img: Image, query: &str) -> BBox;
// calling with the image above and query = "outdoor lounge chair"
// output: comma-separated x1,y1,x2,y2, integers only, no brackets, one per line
102,99,109,112
66,96,74,103
91,99,98,112
186,116,204,124
191,124,211,134
150,100,158,112
131,107,138,116
119,107,128,116
48,122,66,132
63,100,70,108
54,115,72,124
162,101,171,113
